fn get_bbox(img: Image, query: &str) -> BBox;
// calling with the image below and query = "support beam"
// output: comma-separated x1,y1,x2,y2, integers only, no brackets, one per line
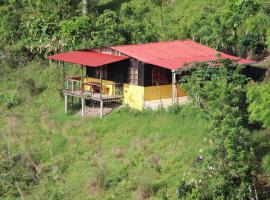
65,95,68,113
62,62,66,90
71,80,74,107
66,79,69,91
100,66,103,99
81,66,84,95
100,100,103,119
100,66,104,118
172,71,177,104
71,80,74,92
81,98,85,117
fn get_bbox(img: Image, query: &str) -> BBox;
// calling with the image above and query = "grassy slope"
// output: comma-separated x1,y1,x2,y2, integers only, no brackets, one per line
0,63,208,199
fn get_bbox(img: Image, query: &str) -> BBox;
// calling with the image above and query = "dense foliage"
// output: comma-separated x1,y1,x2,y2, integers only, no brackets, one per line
0,145,40,198
0,0,269,66
178,60,257,199
248,81,270,128
0,0,270,199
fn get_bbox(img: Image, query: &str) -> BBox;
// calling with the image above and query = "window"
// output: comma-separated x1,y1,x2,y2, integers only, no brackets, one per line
152,67,170,85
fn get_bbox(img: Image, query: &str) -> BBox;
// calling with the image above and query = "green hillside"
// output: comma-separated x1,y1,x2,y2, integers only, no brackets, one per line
0,63,208,199
1,0,270,199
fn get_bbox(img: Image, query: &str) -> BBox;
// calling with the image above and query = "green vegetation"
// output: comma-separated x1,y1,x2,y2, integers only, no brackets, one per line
0,63,209,199
248,81,270,128
0,0,269,64
178,60,257,199
1,0,270,199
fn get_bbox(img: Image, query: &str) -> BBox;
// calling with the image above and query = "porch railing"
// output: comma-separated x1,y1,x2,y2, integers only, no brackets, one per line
65,76,82,93
64,76,124,96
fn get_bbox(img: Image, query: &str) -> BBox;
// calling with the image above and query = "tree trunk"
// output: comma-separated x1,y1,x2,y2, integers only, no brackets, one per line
82,0,89,15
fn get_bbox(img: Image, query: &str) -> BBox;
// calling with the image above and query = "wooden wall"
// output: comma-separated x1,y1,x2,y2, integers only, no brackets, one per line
90,47,173,87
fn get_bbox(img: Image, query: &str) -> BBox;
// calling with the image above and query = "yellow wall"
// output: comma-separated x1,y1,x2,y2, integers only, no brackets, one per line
82,78,186,110
144,84,186,101
83,77,115,95
123,84,145,110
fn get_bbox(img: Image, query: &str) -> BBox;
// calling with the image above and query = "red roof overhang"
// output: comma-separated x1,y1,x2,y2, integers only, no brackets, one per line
48,50,129,67
111,40,255,70
143,55,254,70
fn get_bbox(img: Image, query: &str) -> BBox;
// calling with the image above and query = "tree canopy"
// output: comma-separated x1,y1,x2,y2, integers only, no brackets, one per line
0,0,269,66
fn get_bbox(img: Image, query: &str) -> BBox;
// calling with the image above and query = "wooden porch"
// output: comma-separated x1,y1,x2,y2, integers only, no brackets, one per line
63,72,123,118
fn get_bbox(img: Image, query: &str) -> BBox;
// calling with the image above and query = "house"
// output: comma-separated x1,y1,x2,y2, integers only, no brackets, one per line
48,40,254,117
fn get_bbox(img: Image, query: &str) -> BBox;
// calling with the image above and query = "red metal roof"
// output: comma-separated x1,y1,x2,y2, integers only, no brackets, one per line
48,50,128,67
111,40,254,70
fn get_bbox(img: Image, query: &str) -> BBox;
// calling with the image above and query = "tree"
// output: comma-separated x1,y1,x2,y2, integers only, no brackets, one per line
151,0,165,28
177,60,257,199
92,10,126,47
120,3,158,44
247,81,270,128
178,0,269,58
60,15,94,50
82,0,99,15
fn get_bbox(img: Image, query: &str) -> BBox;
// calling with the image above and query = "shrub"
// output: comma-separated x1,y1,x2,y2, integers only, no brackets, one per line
0,145,40,198
134,176,155,199
261,154,270,173
20,79,47,96
177,60,257,199
167,104,183,114
0,92,21,109
1,42,29,69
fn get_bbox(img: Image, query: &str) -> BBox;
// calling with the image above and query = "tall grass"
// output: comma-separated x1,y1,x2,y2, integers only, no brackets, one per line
0,62,208,199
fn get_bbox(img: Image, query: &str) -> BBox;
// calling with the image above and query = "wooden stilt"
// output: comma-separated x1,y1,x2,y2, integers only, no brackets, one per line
62,63,66,91
172,71,177,104
80,65,85,95
71,81,74,107
66,79,69,91
71,80,74,92
65,95,68,113
81,98,85,117
100,66,103,118
100,100,103,118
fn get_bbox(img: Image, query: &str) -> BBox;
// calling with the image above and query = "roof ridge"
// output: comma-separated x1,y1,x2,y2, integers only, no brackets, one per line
111,39,193,48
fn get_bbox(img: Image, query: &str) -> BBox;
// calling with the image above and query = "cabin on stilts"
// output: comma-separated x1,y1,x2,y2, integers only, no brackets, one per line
48,40,255,118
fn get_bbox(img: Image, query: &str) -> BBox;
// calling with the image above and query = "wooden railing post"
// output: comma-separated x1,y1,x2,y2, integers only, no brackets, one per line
81,98,85,117
62,62,66,90
71,80,74,93
65,95,68,113
66,78,69,91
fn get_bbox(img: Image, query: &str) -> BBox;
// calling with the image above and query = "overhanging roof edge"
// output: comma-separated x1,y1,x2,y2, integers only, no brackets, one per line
48,50,129,67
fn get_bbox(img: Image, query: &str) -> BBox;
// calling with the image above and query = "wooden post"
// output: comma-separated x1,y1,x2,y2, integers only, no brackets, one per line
66,79,69,91
100,66,103,118
100,100,103,118
71,80,74,92
62,62,66,90
65,95,68,113
172,71,177,104
71,80,74,107
81,98,85,117
81,65,85,95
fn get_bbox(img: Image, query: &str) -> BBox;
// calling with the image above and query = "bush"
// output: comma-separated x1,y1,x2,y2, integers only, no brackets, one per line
0,92,21,109
132,173,161,200
261,155,270,173
0,145,40,198
178,60,257,199
167,104,183,114
1,43,29,69
21,79,47,96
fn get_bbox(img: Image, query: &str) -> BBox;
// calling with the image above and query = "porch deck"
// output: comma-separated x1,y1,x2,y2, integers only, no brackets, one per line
63,90,123,102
